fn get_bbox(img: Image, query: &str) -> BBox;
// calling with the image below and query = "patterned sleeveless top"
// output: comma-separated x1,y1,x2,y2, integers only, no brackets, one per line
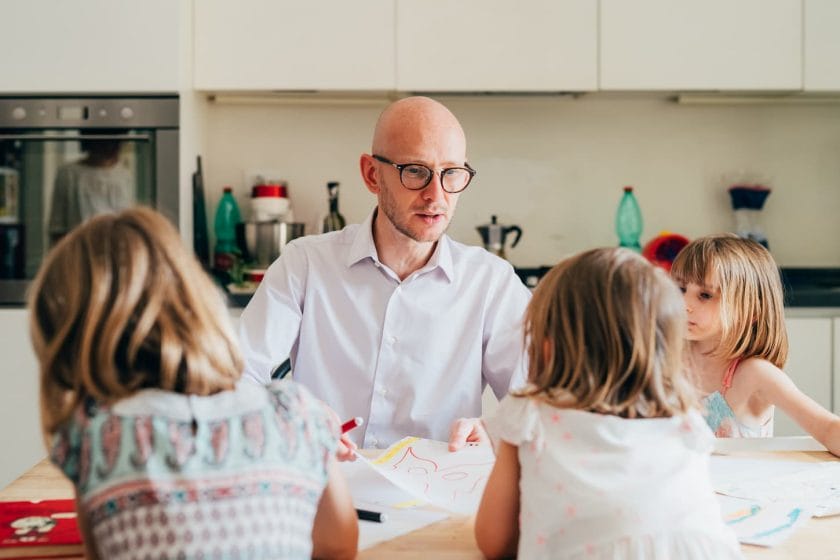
701,358,773,438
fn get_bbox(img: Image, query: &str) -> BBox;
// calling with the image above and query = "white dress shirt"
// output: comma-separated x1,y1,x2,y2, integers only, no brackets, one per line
238,210,531,448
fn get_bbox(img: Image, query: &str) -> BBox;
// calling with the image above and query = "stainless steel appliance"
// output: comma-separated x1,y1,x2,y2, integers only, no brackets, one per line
0,96,179,304
242,220,305,267
476,215,522,260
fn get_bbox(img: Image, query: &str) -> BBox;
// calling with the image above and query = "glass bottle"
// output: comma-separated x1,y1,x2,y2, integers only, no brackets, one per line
615,186,643,252
322,181,346,233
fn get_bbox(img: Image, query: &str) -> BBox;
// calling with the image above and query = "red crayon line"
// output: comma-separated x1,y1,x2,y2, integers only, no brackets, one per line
341,416,364,434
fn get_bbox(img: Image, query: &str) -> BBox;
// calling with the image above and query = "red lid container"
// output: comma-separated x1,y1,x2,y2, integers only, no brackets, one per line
252,183,287,198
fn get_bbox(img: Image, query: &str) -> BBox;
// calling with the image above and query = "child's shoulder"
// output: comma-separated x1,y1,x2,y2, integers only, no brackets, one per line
735,356,786,384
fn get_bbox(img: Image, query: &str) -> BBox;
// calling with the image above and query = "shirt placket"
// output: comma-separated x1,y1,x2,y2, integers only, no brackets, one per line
364,274,405,449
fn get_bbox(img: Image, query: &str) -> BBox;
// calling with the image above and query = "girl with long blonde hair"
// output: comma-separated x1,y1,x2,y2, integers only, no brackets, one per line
475,247,741,560
31,207,357,560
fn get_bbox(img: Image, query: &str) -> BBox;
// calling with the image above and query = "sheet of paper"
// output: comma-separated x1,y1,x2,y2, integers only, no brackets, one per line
360,437,496,515
339,458,449,551
711,456,840,517
717,495,812,547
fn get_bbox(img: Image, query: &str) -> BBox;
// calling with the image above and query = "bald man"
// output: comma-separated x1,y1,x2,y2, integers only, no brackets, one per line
239,97,531,454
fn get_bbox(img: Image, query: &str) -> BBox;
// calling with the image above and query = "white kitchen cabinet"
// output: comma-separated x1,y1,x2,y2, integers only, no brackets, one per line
600,0,802,91
0,309,44,489
804,0,840,91
396,0,597,92
777,317,833,436
0,0,181,93
194,0,395,91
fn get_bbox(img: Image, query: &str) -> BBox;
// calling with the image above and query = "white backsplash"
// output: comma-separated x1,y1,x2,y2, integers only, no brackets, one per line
203,94,840,267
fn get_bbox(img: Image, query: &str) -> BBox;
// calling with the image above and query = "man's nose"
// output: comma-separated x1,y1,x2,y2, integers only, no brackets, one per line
421,172,447,202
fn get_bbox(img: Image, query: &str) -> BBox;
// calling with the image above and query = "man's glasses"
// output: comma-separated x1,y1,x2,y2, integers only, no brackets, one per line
372,155,476,194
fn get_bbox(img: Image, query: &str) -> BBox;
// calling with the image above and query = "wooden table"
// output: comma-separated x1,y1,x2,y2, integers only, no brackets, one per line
2,445,838,559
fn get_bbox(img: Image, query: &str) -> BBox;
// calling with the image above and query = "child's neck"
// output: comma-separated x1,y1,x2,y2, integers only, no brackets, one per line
687,340,731,395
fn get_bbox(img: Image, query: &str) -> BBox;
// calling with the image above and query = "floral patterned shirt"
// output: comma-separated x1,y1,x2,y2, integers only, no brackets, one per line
50,379,338,560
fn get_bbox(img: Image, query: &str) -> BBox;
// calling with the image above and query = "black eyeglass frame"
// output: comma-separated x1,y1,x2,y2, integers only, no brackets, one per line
372,154,477,194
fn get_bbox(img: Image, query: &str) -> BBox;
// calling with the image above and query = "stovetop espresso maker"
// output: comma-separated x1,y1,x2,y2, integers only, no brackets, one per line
476,215,522,260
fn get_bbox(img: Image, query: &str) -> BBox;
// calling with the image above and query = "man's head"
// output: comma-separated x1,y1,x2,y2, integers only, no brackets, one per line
360,97,472,243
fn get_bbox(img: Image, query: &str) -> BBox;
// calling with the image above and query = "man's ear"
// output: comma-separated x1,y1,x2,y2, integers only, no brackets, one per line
359,154,380,195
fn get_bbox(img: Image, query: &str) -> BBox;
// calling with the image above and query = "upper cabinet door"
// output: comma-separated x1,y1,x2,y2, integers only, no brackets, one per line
396,0,597,92
804,0,840,91
600,0,802,91
0,0,180,93
194,1,395,91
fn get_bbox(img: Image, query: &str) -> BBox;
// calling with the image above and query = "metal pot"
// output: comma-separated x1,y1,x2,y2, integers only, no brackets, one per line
243,220,305,266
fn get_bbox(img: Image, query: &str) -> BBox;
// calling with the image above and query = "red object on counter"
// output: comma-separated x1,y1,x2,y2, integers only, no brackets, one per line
642,232,690,272
252,184,287,198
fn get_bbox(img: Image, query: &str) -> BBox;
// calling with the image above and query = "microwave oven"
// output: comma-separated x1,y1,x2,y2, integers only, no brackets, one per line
0,96,179,304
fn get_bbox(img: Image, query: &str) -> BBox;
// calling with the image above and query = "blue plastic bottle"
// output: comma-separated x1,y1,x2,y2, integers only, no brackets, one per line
616,186,643,252
213,186,241,270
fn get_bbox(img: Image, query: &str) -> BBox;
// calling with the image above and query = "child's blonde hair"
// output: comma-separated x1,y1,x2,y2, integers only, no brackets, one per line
670,233,787,368
30,207,243,436
521,247,695,419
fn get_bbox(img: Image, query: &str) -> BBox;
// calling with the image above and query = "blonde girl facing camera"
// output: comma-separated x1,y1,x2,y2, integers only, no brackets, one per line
671,233,840,454
475,248,741,560
30,208,357,560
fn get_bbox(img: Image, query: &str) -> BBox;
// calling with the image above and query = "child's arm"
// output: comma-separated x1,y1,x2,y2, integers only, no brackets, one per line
474,440,520,559
75,494,101,560
311,457,359,559
749,359,840,456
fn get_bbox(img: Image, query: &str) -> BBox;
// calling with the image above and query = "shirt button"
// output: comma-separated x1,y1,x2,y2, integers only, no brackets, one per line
389,335,397,344
370,437,378,447
377,387,387,396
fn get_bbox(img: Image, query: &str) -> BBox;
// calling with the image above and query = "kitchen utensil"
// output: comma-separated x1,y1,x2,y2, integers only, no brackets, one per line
476,215,522,260
243,220,305,266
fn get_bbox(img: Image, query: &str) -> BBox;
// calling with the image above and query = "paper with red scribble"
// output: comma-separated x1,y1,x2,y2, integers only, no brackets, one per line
357,436,496,514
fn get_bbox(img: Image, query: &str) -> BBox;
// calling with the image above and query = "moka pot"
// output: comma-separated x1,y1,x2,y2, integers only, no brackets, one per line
476,215,522,260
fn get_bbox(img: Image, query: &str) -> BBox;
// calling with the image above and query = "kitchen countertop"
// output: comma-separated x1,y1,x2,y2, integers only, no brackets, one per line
221,267,840,310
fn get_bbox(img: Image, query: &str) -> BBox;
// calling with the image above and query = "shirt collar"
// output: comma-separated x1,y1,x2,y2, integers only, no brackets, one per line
346,208,455,283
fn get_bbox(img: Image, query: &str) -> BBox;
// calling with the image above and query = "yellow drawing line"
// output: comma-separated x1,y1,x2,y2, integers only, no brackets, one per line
392,499,426,509
372,437,419,465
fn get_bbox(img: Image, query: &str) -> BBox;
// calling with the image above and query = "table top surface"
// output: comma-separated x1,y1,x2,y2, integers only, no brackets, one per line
1,445,837,559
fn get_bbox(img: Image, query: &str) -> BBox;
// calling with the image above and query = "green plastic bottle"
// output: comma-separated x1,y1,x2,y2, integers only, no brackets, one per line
615,186,643,252
213,186,241,270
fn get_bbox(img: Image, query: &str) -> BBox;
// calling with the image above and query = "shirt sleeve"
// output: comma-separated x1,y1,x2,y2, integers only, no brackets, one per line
48,406,87,485
481,263,531,399
484,394,542,449
238,241,308,385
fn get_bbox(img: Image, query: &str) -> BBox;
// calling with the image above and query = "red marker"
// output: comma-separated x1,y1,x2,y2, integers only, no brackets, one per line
341,416,364,434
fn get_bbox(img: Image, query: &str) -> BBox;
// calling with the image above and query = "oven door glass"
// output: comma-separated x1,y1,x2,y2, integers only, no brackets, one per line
0,130,154,279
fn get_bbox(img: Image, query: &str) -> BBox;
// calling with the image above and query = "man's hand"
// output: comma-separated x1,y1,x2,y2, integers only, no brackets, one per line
448,417,489,451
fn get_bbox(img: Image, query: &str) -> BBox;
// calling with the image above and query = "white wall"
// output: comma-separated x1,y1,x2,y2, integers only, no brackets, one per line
202,94,840,267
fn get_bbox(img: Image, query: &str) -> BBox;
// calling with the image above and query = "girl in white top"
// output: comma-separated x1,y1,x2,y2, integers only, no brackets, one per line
475,248,742,560
671,234,840,452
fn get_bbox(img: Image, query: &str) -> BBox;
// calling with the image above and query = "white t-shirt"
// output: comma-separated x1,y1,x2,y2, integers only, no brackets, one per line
239,209,531,449
486,395,743,560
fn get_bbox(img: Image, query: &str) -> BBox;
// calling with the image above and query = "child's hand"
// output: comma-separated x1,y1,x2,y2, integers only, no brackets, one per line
336,434,358,462
448,417,489,451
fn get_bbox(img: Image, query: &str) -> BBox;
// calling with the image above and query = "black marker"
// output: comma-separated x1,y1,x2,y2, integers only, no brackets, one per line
356,508,387,523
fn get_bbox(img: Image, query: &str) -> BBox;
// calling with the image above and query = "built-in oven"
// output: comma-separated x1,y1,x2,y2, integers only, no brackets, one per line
0,96,178,304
